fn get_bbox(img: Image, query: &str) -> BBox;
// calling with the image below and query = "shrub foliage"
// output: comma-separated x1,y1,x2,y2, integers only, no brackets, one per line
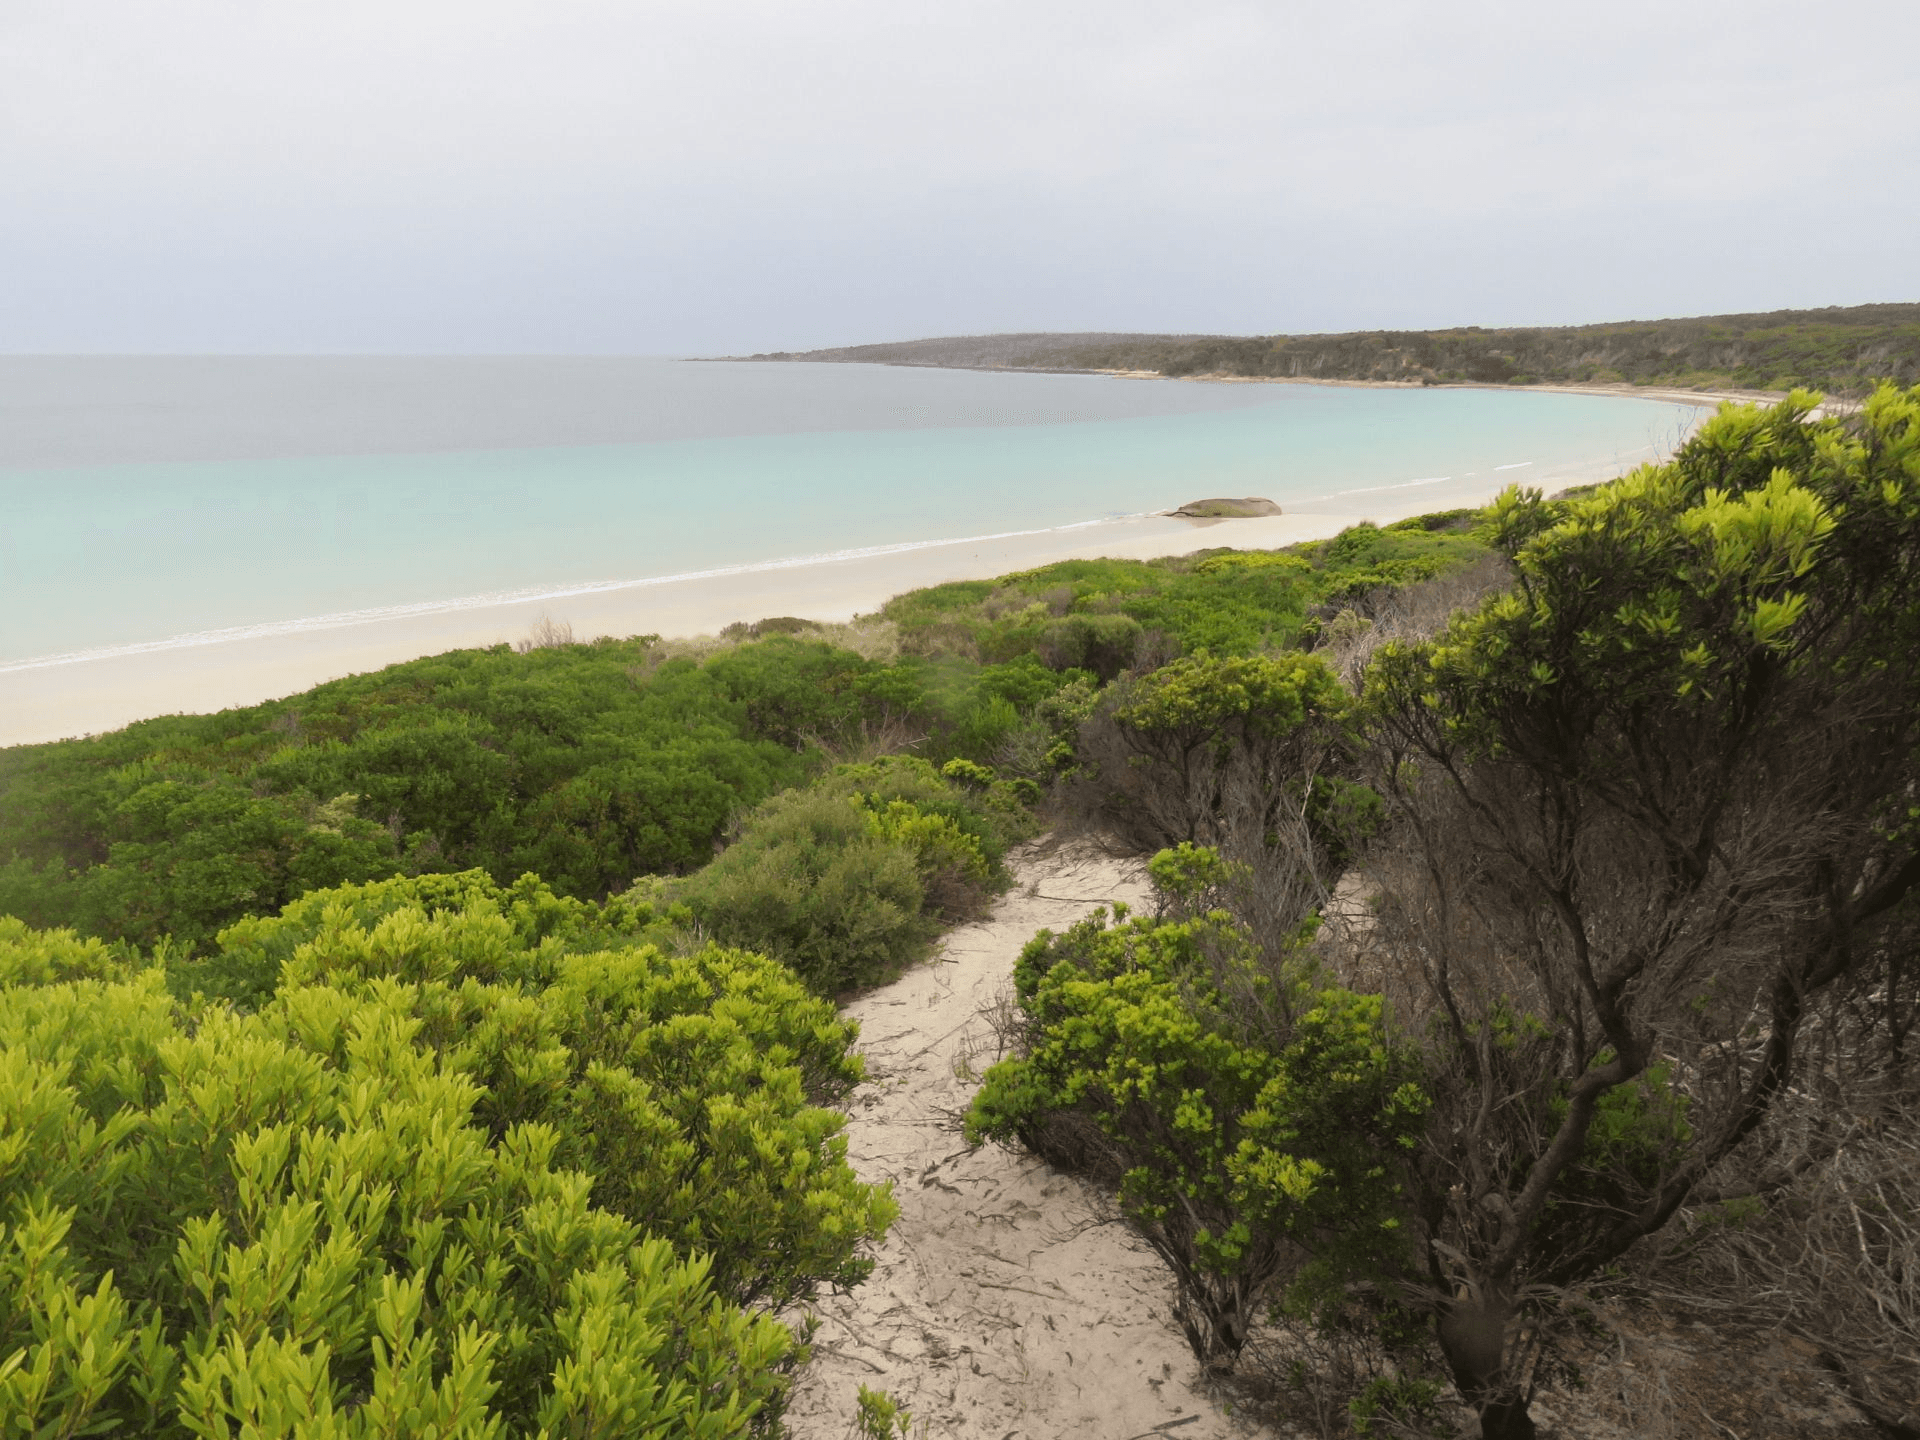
968,847,1427,1372
0,873,897,1437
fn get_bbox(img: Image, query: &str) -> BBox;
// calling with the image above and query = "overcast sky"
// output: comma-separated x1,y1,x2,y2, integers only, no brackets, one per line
4,0,1915,354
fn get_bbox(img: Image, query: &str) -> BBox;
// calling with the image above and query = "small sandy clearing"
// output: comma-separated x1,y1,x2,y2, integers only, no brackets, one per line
784,840,1263,1440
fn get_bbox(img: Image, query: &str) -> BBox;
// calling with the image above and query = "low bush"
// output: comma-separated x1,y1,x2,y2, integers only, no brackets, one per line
814,755,1034,874
170,868,674,1010
675,787,932,995
673,757,1030,995
862,800,993,922
967,846,1427,1372
1065,651,1362,867
0,869,903,1435
0,980,789,1437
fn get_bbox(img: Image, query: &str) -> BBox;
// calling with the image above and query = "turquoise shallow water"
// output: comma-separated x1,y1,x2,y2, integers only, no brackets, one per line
0,359,1700,668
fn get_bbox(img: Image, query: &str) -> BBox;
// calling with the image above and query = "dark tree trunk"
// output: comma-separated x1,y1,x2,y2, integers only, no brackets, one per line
1436,1298,1537,1440
1171,1272,1253,1374
1478,1392,1540,1440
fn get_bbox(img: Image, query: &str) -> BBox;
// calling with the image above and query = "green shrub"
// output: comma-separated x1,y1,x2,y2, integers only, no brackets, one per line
862,800,993,921
1033,612,1145,678
675,758,1028,994
1192,551,1314,577
676,788,932,995
814,755,1034,874
1349,1375,1453,1437
953,693,1023,759
703,636,888,748
0,914,136,986
0,969,801,1437
852,1385,914,1439
968,853,1427,1371
939,758,994,788
1070,651,1358,856
185,873,890,1302
0,638,831,950
167,868,670,1010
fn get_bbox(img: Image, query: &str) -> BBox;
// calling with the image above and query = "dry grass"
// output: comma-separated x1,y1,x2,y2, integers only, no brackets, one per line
1639,1119,1920,1434
514,613,576,652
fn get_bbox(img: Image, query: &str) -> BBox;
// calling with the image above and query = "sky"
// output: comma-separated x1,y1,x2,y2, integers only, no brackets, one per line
3,0,1916,354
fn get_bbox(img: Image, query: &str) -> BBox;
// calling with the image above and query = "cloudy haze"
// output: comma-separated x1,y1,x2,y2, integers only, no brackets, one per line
4,0,1914,353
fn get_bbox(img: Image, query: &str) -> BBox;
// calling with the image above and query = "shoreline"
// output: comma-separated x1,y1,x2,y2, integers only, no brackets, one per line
720,353,1784,411
1152,371,1784,409
1016,365,1779,411
0,450,1643,749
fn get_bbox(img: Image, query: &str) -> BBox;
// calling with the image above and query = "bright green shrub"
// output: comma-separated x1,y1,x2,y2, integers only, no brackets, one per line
0,915,135,986
1071,651,1359,856
1306,521,1486,608
1193,551,1314,577
851,1385,913,1440
178,873,893,1311
938,758,994,788
968,853,1426,1371
1113,650,1347,739
878,524,1481,668
1119,565,1308,655
193,869,669,1007
878,552,1323,667
862,800,993,921
814,755,1033,876
0,970,797,1438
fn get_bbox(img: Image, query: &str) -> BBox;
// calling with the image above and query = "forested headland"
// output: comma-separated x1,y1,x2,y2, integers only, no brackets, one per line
743,301,1920,397
2,386,1917,1438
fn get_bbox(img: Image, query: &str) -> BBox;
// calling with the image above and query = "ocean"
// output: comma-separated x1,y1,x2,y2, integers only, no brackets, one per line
0,357,1702,672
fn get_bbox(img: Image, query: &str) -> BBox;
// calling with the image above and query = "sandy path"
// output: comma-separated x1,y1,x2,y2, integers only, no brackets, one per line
784,841,1261,1440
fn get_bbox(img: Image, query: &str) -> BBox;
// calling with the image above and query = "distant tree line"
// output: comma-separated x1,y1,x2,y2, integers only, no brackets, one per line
756,302,1920,397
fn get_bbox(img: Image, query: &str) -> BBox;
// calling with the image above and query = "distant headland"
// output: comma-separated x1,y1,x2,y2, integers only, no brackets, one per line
718,302,1920,399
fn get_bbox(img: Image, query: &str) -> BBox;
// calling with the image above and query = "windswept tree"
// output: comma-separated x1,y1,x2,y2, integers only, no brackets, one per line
1361,387,1920,1438
1071,652,1353,852
1066,652,1377,948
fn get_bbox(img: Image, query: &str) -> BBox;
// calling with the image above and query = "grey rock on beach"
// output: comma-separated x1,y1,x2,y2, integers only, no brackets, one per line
1169,497,1282,518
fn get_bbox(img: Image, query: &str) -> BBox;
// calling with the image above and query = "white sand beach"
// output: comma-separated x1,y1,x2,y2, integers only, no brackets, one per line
0,452,1638,749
